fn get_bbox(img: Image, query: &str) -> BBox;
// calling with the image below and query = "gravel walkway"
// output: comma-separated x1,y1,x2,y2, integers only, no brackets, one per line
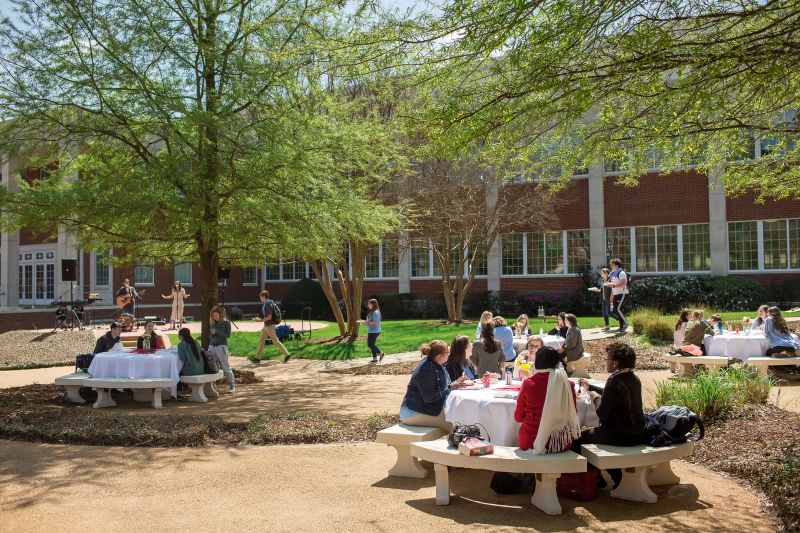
0,330,95,370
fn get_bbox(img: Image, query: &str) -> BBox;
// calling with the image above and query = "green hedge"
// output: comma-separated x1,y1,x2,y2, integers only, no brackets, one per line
281,278,331,319
629,275,766,312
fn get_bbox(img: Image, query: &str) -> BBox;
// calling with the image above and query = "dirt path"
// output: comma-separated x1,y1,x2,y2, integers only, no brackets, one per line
0,440,776,532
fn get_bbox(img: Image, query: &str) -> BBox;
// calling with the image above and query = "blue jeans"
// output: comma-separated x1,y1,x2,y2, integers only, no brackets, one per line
367,332,381,358
600,300,610,326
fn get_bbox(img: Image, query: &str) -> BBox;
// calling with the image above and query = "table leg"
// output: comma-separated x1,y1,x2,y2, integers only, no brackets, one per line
611,466,658,503
647,461,680,486
434,464,450,505
531,473,562,515
93,388,117,409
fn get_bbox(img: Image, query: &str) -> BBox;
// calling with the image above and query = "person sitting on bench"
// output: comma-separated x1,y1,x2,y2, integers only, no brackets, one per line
93,323,122,354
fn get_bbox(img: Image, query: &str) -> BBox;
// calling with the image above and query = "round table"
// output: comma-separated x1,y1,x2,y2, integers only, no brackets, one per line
87,348,183,397
443,380,600,447
512,334,565,354
703,333,798,361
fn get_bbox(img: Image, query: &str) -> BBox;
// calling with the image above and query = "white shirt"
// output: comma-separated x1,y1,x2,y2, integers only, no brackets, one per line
609,269,628,295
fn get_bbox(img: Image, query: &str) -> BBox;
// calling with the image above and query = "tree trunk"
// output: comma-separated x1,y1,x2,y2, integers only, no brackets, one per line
309,259,347,336
197,246,220,348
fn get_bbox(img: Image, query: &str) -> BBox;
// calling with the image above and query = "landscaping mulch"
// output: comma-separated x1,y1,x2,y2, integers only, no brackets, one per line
0,384,399,447
335,360,419,375
688,405,800,532
0,330,96,370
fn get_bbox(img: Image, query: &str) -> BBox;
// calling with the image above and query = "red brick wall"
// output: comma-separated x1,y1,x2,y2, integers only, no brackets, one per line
500,277,583,292
19,228,57,246
363,280,400,295
502,179,590,231
726,193,800,221
605,171,710,226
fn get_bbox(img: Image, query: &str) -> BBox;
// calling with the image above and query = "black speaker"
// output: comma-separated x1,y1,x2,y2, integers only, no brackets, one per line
61,259,77,282
218,267,231,280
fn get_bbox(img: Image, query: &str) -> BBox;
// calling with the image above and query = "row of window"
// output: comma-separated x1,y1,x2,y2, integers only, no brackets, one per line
500,231,590,276
729,219,800,271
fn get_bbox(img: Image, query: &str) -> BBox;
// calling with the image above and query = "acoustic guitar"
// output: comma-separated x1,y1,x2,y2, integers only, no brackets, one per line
116,289,146,308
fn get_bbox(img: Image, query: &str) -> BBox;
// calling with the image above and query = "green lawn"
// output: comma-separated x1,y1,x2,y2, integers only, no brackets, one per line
170,310,800,361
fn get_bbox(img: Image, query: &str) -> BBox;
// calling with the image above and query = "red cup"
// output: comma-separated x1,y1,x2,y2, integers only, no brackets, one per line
482,373,491,388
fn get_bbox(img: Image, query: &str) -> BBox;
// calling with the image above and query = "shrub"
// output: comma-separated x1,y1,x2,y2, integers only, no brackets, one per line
769,277,800,307
629,274,767,312
372,293,417,319
630,308,674,343
281,278,331,319
653,365,771,423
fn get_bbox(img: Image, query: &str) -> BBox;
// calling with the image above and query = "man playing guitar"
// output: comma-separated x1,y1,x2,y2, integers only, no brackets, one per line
116,278,143,318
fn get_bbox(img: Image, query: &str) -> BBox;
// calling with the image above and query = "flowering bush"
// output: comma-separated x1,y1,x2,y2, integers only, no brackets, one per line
629,275,766,312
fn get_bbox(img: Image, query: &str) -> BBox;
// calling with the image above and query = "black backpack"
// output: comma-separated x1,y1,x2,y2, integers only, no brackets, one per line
201,348,222,374
643,406,705,447
265,302,282,325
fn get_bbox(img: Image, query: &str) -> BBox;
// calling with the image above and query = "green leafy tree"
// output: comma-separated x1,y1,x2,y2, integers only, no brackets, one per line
415,0,800,200
0,0,399,344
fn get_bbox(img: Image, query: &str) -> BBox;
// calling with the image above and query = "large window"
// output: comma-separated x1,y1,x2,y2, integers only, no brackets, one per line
283,258,304,280
501,234,524,275
134,262,154,285
242,266,258,285
682,224,711,271
606,227,632,268
432,240,461,278
264,261,280,280
174,262,192,284
527,232,564,274
411,240,430,277
791,219,800,269
365,244,381,278
635,227,657,272
567,230,591,273
763,220,789,270
382,242,399,278
95,249,111,286
728,221,759,271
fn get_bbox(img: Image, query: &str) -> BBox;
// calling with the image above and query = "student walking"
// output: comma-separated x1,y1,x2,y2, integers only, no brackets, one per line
252,290,291,363
360,299,384,363
604,258,629,333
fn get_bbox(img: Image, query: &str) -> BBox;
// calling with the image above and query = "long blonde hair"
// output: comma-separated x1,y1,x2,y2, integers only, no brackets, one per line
479,310,493,325
514,314,529,331
210,305,226,324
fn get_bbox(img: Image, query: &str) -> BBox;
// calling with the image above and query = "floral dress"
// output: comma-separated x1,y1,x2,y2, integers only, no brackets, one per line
169,288,186,323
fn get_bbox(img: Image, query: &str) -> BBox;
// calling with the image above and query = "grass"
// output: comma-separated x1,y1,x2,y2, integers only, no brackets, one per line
167,309,800,361
652,365,772,422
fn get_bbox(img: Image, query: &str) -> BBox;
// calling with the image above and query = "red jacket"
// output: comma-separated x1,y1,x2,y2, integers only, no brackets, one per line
514,371,577,450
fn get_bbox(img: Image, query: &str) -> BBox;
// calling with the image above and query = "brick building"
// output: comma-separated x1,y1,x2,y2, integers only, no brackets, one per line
0,149,798,331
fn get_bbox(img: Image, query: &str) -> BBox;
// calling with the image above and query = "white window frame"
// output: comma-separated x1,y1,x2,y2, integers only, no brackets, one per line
133,263,155,286
728,217,800,273
173,261,193,286
242,265,259,286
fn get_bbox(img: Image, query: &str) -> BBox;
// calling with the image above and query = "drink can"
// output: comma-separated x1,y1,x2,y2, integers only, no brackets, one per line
482,373,491,388
505,367,512,385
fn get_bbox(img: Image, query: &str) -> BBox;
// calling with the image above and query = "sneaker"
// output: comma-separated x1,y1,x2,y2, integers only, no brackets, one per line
601,326,611,332
283,354,292,363
369,359,377,364
228,384,236,393
379,352,385,362
618,325,628,334
248,356,261,364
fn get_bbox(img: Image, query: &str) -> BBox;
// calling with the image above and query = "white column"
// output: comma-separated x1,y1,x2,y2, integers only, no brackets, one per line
708,168,729,275
398,233,411,293
587,164,606,269
1,154,20,308
486,182,501,291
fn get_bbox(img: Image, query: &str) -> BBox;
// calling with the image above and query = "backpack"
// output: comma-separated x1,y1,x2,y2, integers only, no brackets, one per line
643,406,705,447
490,472,534,494
265,302,282,325
447,422,489,448
201,348,222,374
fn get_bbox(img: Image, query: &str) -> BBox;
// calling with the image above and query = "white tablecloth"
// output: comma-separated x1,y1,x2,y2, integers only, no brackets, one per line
443,379,602,447
703,333,798,361
88,348,183,396
512,335,565,354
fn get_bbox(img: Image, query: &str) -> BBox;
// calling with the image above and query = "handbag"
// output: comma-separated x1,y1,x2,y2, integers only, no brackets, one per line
201,348,222,374
447,422,490,449
556,469,600,501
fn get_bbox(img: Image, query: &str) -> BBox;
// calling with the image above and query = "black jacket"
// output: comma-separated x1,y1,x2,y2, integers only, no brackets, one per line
595,370,645,446
93,332,120,354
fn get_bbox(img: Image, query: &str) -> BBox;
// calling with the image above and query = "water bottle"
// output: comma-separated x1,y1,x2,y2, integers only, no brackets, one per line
505,366,512,385
143,336,150,351
539,327,544,336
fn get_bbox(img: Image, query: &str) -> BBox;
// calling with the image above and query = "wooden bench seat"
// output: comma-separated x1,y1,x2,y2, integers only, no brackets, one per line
745,356,800,376
376,424,445,478
411,438,587,515
179,372,224,403
54,372,89,404
580,442,694,503
664,355,729,376
87,377,176,409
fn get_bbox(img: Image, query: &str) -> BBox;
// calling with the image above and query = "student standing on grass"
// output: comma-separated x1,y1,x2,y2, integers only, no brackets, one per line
252,290,291,363
359,298,384,363
209,306,236,392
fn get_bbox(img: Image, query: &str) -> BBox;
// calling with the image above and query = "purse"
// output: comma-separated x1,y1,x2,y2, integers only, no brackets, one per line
447,422,490,448
556,469,600,501
75,353,94,373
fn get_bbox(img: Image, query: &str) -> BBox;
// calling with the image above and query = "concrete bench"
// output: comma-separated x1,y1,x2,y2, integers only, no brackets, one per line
745,356,800,376
179,372,224,403
580,442,694,503
664,355,728,376
567,353,591,378
411,438,587,515
55,372,89,404
376,424,445,478
87,377,176,409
